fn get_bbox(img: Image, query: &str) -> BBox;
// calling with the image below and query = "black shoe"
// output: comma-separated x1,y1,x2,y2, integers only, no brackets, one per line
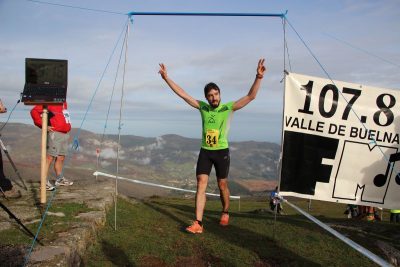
2,187,21,199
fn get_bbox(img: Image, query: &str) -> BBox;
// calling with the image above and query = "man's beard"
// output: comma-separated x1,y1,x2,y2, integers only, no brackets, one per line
209,100,220,108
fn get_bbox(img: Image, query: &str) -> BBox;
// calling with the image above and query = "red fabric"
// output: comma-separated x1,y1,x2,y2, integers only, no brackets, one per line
30,102,71,133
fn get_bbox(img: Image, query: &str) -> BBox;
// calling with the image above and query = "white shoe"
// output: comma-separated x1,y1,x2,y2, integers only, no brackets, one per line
55,177,73,186
46,181,55,191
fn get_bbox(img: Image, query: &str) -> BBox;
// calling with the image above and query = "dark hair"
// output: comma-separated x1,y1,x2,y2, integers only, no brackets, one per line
204,82,220,97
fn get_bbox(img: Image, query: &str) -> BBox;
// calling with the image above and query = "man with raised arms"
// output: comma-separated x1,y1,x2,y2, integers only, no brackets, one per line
159,59,266,234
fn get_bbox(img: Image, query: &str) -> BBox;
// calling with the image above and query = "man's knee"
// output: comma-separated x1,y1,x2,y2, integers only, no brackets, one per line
196,175,208,190
56,155,65,163
218,179,228,191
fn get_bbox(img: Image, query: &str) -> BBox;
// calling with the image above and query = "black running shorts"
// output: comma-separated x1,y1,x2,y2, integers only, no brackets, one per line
196,148,230,179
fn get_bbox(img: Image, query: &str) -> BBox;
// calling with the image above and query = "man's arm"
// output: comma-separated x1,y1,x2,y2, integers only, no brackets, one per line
30,105,43,128
159,63,199,109
30,105,54,131
233,59,266,111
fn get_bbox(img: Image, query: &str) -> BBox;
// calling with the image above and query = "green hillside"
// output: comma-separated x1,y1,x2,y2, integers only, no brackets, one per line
0,123,280,196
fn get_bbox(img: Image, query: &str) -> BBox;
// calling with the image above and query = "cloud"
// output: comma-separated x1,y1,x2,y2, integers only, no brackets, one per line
1,0,399,143
146,136,166,150
99,147,125,159
342,0,400,16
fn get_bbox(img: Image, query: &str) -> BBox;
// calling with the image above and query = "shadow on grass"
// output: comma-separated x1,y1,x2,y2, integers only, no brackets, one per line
141,201,191,233
29,181,43,217
142,200,240,266
144,200,320,266
100,240,135,267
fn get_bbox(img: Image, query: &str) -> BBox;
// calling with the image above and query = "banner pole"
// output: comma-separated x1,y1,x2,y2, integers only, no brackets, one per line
40,106,48,204
272,203,278,239
277,17,288,192
127,11,285,17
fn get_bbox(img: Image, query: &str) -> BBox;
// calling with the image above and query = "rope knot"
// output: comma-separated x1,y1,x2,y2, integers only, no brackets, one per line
72,137,80,151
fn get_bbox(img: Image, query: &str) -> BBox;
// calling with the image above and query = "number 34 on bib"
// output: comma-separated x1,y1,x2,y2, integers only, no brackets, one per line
206,129,219,147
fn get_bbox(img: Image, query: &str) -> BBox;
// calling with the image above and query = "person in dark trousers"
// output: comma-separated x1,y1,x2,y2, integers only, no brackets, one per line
0,99,21,198
269,186,282,214
344,204,358,218
390,209,400,223
159,59,266,234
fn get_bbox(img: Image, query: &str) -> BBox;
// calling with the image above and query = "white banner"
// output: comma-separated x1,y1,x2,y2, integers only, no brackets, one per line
280,72,400,209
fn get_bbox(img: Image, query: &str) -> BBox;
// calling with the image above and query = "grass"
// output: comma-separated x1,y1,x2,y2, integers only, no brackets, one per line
0,202,94,245
83,197,399,266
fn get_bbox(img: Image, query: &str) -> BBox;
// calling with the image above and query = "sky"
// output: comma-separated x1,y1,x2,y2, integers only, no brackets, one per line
0,0,399,143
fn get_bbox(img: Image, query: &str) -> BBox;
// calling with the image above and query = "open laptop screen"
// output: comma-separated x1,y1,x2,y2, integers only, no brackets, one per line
26,58,67,87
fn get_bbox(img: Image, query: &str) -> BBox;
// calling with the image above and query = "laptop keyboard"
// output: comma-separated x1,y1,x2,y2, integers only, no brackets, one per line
24,86,66,97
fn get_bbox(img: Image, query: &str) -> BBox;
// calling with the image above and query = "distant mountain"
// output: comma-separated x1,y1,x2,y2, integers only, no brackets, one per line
0,123,279,196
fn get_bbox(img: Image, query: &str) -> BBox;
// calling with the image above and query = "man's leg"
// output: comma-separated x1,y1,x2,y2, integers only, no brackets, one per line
186,174,208,234
218,178,230,226
45,155,56,191
0,149,21,198
46,155,54,178
195,174,209,221
54,155,65,178
214,148,230,226
0,150,5,179
54,155,73,186
187,148,211,233
0,150,12,191
46,131,56,182
217,178,230,213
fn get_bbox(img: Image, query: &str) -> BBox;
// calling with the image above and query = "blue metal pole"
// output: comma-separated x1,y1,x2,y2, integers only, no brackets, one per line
127,11,285,17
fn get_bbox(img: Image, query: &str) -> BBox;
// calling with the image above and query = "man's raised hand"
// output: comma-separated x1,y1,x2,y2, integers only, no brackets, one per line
158,63,168,80
257,58,266,77
0,99,7,113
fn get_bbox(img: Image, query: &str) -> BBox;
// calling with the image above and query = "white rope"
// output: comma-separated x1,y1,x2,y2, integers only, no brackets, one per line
95,22,128,180
93,171,241,199
114,21,130,230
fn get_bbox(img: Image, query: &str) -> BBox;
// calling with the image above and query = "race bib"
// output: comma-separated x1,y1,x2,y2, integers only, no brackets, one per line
63,110,71,124
206,129,219,147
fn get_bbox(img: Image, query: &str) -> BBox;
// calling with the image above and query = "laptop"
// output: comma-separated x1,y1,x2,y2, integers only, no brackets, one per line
21,58,68,105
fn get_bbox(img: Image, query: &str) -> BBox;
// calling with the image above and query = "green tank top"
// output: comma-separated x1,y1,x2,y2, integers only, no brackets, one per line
198,101,234,150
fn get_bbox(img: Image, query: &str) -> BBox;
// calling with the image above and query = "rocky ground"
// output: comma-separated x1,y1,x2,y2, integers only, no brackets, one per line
0,177,116,266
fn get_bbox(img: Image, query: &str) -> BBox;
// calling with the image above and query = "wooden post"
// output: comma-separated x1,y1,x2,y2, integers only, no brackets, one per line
40,106,48,204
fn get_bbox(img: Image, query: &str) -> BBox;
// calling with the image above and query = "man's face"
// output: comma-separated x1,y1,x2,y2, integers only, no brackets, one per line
206,88,221,108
